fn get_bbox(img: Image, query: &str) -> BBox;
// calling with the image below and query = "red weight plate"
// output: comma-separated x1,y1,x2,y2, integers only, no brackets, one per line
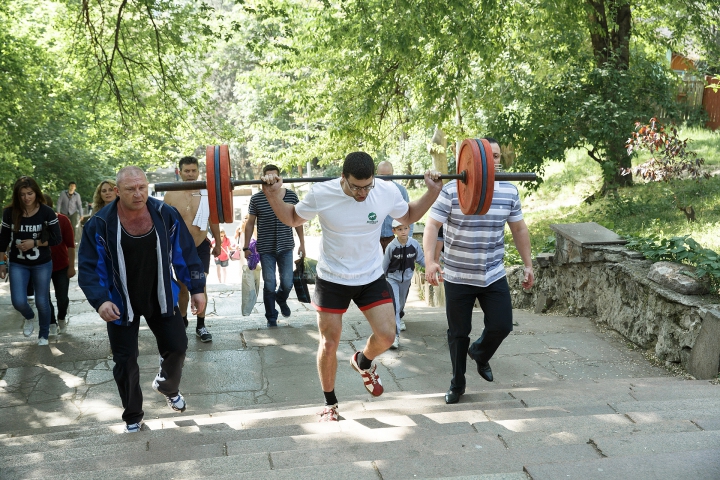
457,139,482,215
205,146,220,225
219,145,234,223
477,138,496,215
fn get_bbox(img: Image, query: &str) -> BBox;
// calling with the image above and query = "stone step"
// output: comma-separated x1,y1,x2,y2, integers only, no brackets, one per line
506,379,720,408
4,395,716,473
474,416,702,449
3,428,502,476
612,396,720,415
523,448,720,480
591,430,720,458
369,442,600,479
45,458,380,480
22,436,601,480
3,376,716,449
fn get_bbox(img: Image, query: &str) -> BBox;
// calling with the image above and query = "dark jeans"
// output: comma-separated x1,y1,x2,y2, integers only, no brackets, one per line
50,267,70,323
444,277,513,391
107,309,188,425
259,249,294,322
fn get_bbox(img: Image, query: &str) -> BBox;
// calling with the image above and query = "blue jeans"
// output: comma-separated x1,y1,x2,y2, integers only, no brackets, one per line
260,249,294,322
10,261,53,339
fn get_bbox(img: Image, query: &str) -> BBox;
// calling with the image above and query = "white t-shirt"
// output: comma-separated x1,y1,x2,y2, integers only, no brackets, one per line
295,178,409,285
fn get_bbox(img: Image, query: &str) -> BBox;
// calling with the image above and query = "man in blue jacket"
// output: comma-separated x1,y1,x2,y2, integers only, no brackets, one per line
79,166,206,433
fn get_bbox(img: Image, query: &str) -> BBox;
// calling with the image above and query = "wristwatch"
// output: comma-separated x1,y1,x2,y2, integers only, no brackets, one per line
242,247,250,251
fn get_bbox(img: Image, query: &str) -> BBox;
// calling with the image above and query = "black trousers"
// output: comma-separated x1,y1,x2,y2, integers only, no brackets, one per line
107,309,188,425
49,267,70,323
444,277,513,391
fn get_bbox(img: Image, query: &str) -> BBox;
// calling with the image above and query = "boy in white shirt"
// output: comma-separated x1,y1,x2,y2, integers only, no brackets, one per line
260,152,442,421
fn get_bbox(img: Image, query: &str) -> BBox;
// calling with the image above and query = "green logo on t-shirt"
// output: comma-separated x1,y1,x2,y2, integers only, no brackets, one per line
367,212,378,224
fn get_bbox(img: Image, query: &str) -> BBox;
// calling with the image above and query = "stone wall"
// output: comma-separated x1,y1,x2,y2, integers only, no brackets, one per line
506,229,720,380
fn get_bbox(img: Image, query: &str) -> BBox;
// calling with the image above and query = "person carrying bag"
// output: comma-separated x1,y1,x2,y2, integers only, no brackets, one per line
241,239,261,316
293,255,311,304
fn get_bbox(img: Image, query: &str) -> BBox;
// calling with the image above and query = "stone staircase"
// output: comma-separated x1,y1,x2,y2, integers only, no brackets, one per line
2,277,719,479
1,375,719,479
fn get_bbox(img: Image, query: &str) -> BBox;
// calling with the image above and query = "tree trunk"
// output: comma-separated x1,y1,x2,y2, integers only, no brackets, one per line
585,0,633,194
586,0,631,70
428,126,448,175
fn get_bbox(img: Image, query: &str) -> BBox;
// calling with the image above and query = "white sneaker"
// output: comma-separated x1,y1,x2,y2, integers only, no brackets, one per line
400,320,406,331
390,335,400,350
23,319,34,337
58,319,67,334
38,338,48,346
124,420,144,433
49,324,58,336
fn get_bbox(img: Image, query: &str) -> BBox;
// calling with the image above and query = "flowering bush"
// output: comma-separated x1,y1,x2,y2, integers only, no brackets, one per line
625,118,709,183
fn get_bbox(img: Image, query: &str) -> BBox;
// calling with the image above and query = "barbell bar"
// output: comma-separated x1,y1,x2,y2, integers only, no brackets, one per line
154,140,538,223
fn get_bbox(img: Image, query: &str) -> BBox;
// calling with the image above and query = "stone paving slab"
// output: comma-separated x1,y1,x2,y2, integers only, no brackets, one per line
373,443,600,479
695,417,720,431
524,448,720,480
591,430,720,458
475,418,701,449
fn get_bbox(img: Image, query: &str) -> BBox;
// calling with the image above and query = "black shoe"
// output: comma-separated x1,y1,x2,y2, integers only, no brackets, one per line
476,361,493,382
267,320,278,328
278,302,291,318
445,387,465,404
196,327,212,343
468,351,494,382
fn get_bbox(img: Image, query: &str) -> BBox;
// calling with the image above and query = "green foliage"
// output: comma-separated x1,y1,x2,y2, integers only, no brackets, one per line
487,50,680,191
519,127,720,270
0,0,213,207
624,235,720,291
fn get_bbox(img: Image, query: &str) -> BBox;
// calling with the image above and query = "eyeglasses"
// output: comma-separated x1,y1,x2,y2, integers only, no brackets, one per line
347,179,375,192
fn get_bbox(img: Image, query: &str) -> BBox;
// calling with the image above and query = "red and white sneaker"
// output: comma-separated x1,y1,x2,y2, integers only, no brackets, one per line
317,403,339,422
350,351,384,397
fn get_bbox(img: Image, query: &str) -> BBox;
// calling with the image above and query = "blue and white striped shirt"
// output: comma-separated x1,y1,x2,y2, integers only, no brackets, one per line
428,180,523,287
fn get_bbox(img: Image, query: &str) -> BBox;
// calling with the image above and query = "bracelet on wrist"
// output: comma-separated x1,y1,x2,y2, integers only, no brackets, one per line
243,247,250,251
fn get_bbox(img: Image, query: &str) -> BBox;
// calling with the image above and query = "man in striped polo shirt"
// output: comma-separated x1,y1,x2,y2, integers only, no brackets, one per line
423,137,535,405
244,164,305,327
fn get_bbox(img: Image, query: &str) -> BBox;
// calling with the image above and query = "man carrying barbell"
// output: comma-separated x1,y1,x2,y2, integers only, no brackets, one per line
422,137,535,405
163,156,222,342
260,152,442,421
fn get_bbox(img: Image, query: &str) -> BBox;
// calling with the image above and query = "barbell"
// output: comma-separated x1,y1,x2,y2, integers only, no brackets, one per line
153,140,538,224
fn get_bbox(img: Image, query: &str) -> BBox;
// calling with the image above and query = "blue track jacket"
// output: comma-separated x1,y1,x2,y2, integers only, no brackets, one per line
78,196,206,326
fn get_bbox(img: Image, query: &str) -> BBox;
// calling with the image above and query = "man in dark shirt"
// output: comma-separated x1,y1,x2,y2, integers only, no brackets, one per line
78,166,206,433
244,164,305,327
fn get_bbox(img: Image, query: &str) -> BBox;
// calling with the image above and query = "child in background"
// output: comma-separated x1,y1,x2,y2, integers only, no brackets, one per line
211,229,234,284
382,219,425,349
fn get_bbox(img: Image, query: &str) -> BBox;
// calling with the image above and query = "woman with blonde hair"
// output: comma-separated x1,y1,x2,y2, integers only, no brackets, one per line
92,180,118,214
